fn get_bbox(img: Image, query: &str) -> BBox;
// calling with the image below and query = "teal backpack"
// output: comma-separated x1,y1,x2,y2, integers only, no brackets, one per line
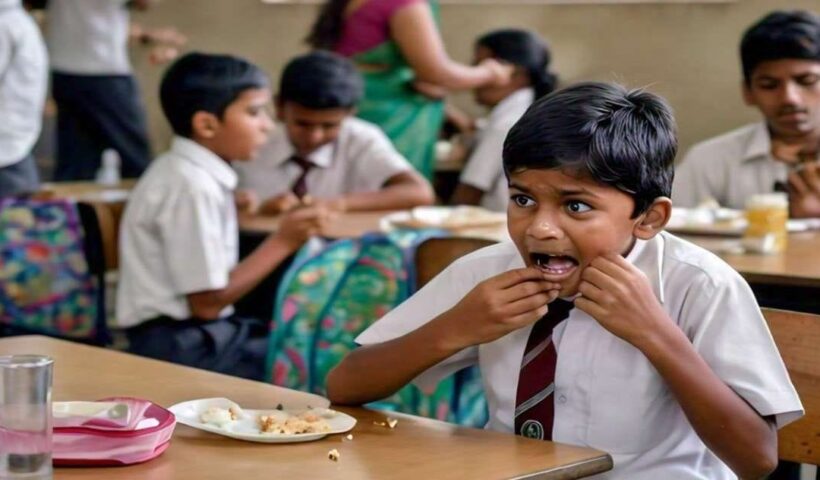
265,230,488,427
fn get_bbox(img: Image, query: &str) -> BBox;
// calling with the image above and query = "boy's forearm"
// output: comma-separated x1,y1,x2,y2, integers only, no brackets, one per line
326,309,467,405
639,324,778,479
189,235,299,318
338,183,435,212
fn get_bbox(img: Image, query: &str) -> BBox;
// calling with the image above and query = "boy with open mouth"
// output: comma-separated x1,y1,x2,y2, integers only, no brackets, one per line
327,82,803,479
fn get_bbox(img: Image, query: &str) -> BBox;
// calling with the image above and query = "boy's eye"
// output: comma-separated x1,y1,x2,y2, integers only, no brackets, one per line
511,194,535,208
797,74,819,87
566,200,591,213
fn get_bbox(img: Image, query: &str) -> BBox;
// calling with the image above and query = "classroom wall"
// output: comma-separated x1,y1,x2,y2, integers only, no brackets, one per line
131,0,820,158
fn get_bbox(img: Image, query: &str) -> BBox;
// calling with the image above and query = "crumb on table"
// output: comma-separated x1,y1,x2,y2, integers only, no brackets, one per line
328,449,340,462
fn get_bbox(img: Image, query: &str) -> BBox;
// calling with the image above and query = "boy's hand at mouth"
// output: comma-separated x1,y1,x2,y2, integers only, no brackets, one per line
438,268,561,350
575,254,673,350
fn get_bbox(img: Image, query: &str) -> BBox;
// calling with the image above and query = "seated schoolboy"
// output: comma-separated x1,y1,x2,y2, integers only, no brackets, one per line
116,53,327,379
673,10,820,218
234,51,434,215
451,29,556,212
327,82,803,479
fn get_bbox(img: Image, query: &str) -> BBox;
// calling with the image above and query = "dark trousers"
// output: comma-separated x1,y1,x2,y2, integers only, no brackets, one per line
125,315,269,381
51,72,151,181
0,153,39,197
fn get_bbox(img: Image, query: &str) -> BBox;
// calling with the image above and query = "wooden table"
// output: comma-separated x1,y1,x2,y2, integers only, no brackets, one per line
0,336,612,480
683,232,820,288
37,180,137,204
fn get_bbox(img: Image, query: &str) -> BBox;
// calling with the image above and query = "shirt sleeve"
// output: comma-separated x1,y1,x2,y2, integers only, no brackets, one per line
356,257,481,391
672,145,724,207
157,186,231,295
680,269,804,428
459,125,506,192
350,126,413,191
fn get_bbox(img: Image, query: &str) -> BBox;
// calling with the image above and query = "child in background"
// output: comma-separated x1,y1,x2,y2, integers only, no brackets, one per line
0,0,47,196
328,82,802,479
451,29,556,212
116,53,327,379
673,10,820,218
234,51,434,215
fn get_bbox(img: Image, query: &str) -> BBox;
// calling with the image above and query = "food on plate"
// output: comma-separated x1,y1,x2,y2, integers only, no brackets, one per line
258,410,332,435
200,404,243,427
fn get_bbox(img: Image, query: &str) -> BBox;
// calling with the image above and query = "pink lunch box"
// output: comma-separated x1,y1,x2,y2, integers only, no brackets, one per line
53,397,176,466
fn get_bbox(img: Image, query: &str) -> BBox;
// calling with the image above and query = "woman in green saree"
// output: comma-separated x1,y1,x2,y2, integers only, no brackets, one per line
307,0,511,180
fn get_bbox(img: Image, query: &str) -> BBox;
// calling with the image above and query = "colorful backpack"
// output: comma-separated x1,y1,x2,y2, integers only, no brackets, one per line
0,198,108,344
266,230,488,427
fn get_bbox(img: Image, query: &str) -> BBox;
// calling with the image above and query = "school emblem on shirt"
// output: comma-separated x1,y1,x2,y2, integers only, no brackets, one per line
520,420,544,440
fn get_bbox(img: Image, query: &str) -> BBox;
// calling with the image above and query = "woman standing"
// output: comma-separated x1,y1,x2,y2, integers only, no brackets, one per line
307,0,511,180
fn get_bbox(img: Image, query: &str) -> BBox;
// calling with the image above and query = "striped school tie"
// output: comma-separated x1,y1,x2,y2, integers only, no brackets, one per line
289,155,314,199
514,299,573,440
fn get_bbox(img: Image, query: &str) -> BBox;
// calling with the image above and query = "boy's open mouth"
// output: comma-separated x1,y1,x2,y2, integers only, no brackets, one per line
530,252,579,279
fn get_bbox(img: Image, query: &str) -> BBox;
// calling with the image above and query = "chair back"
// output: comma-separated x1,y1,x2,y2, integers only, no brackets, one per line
414,237,496,290
763,307,820,465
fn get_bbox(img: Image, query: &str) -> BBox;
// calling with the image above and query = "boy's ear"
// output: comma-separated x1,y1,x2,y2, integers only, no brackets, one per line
191,111,220,139
633,197,672,240
741,81,755,107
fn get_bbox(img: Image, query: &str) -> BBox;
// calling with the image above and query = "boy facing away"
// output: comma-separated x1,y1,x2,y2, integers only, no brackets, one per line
116,53,326,379
673,10,820,218
328,82,803,479
234,51,434,215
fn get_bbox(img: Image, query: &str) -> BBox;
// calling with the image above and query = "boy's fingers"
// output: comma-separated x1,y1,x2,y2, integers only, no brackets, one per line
493,267,548,289
589,255,630,279
501,280,561,303
508,304,550,328
505,291,553,317
788,171,810,195
801,162,820,195
577,280,603,302
574,297,606,320
580,266,617,291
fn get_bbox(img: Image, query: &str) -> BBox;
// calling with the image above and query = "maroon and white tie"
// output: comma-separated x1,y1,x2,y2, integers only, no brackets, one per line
514,299,573,440
289,155,314,199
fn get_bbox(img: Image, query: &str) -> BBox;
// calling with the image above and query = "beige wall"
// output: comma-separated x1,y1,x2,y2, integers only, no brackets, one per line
131,0,819,158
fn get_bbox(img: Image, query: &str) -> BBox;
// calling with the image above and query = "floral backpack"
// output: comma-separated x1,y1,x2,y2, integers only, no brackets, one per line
0,198,108,344
265,230,488,427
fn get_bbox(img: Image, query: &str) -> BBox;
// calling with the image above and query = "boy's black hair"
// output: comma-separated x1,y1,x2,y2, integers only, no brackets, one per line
740,10,820,85
476,29,557,99
278,51,363,110
160,52,270,138
503,82,677,217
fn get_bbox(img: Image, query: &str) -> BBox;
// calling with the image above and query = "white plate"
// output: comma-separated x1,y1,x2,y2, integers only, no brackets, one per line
168,397,356,444
381,206,506,231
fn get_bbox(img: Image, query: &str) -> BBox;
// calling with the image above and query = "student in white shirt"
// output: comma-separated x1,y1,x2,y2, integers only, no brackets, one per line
452,29,556,212
117,53,327,379
234,51,434,215
45,0,183,181
0,0,47,196
673,10,820,217
327,83,803,479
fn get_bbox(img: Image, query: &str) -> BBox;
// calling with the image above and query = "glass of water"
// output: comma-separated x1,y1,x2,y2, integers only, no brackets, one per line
0,355,53,480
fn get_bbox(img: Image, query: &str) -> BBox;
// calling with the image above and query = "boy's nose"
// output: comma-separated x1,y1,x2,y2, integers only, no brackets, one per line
779,82,802,105
526,218,563,240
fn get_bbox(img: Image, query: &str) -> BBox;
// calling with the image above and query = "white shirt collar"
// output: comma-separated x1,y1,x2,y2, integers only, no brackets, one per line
170,136,238,190
741,122,773,164
271,122,339,169
489,88,535,123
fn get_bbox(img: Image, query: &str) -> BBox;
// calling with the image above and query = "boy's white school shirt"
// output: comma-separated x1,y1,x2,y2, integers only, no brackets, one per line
672,122,788,210
0,0,48,167
46,0,131,75
116,137,239,328
234,117,413,200
458,88,534,212
356,232,803,479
